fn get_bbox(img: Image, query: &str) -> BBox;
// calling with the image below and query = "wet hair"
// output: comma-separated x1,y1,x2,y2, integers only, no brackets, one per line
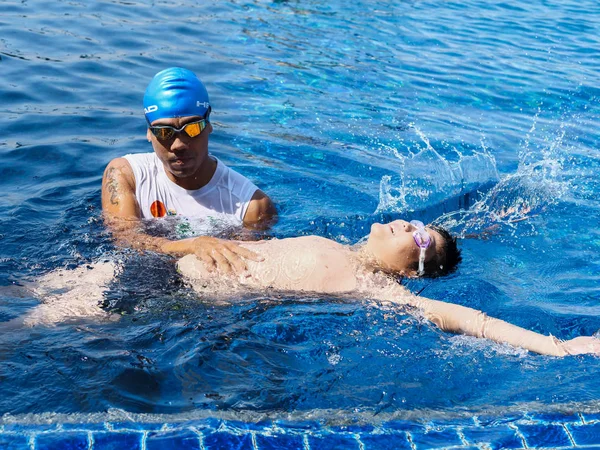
404,225,461,278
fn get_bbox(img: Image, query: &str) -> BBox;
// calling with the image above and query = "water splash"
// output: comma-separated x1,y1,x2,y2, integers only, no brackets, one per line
375,125,499,214
436,116,575,238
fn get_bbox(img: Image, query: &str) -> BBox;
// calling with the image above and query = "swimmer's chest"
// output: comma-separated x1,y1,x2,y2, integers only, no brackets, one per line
246,237,357,293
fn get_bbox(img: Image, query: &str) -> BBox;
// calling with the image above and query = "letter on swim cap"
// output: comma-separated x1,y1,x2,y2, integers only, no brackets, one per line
143,67,210,124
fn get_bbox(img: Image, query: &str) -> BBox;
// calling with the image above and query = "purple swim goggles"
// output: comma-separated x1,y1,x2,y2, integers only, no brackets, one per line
411,220,431,275
411,220,431,249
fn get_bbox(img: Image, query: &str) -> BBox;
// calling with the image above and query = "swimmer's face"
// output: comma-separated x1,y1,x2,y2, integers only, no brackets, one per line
147,115,213,180
365,220,445,276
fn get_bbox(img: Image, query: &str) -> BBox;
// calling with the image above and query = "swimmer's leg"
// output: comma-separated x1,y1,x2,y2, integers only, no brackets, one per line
20,261,120,327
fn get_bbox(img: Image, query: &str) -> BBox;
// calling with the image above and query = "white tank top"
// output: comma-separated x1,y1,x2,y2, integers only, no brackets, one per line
123,153,258,226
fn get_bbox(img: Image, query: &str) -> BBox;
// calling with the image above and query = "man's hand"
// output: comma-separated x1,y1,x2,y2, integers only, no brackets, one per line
190,236,264,275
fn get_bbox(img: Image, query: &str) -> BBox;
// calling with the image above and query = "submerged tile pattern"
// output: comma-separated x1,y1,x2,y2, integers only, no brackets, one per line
2,411,600,449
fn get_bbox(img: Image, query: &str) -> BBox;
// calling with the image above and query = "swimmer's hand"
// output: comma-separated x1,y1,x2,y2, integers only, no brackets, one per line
560,336,600,356
191,236,263,275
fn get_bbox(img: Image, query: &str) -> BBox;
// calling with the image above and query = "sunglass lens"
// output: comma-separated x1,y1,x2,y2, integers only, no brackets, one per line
184,121,203,138
152,127,175,140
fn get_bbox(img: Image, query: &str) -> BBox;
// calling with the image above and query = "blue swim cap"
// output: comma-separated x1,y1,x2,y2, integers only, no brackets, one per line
143,67,210,124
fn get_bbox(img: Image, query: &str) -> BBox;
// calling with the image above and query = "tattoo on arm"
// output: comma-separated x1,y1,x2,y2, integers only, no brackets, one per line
105,167,120,206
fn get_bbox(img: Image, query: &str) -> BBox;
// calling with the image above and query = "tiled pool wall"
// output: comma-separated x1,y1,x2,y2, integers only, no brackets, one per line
2,411,600,449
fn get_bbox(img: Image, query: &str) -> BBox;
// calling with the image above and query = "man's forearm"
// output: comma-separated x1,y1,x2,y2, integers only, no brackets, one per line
105,217,185,254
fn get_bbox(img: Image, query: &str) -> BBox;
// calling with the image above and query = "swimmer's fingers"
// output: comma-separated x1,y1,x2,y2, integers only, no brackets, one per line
195,249,217,272
210,249,234,275
191,237,260,274
219,247,248,275
561,336,600,356
225,242,264,262
192,236,228,272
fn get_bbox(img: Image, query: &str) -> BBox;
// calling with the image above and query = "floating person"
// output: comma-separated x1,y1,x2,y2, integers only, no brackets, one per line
19,220,600,357
102,67,277,275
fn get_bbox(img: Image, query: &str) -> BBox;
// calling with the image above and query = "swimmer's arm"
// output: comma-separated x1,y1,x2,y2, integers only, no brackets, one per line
101,158,263,273
410,296,571,356
242,190,278,230
374,286,600,356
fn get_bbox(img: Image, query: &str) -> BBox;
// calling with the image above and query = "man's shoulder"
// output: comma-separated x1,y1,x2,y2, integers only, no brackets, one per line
117,153,161,180
213,157,256,187
103,157,136,188
121,152,156,166
105,156,132,173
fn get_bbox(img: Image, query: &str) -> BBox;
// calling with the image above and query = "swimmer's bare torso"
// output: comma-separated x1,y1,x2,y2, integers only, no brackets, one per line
177,236,382,295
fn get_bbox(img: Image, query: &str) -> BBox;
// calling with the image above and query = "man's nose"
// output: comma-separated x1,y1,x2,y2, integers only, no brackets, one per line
170,134,189,152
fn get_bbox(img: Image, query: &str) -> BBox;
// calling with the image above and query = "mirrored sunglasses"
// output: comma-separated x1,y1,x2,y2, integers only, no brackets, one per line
149,119,207,141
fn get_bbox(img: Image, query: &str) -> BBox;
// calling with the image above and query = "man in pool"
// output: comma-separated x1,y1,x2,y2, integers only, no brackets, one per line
102,67,277,275
22,219,600,357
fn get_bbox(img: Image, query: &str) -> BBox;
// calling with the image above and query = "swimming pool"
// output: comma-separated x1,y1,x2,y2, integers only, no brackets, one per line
1,0,599,447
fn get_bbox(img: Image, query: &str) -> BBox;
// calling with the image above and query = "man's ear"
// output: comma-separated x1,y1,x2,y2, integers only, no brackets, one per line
146,128,152,142
207,122,214,135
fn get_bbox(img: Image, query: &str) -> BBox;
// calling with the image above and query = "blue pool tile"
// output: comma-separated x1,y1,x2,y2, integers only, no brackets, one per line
164,418,217,432
273,420,321,431
308,434,360,450
0,433,30,449
462,425,523,449
518,423,571,448
360,433,412,449
92,431,143,450
255,433,304,450
380,420,424,433
568,422,600,446
476,413,526,427
3,423,60,433
109,421,164,431
226,419,273,432
62,422,107,431
203,431,254,450
146,429,200,450
581,413,600,423
331,424,375,434
528,412,582,425
428,417,477,428
409,428,463,448
36,432,89,450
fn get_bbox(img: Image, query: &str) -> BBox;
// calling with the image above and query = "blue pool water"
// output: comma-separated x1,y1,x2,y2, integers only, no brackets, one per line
1,0,600,433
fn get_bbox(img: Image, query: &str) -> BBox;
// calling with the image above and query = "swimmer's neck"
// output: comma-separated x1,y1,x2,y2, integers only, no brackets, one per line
348,243,393,276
